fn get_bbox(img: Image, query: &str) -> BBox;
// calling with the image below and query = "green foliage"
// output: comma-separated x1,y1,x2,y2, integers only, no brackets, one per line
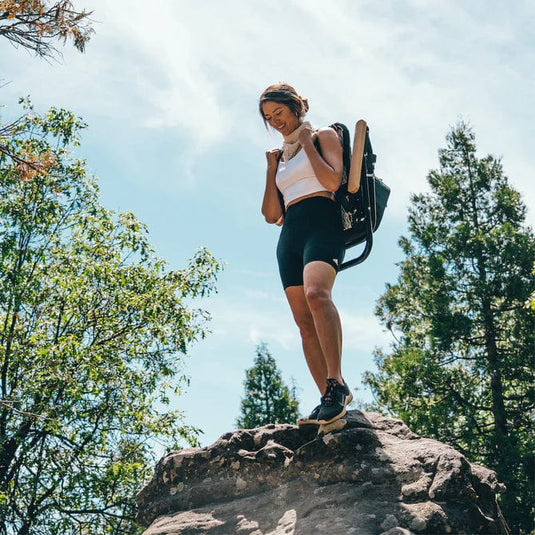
364,122,535,534
236,343,299,428
528,264,535,311
0,102,222,534
0,0,94,59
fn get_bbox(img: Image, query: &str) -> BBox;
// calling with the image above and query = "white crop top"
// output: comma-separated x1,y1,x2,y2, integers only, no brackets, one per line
276,148,328,208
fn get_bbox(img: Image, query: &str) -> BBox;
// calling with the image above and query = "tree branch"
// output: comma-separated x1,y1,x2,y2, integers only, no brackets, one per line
0,1,94,59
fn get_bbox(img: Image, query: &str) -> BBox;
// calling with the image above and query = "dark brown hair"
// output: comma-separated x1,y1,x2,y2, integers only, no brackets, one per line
259,83,309,127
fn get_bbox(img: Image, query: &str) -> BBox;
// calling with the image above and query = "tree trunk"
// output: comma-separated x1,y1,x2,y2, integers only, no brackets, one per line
481,299,508,449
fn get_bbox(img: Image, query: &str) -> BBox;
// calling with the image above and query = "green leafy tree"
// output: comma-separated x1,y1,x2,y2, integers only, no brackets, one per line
1,0,94,171
364,122,535,534
236,343,299,428
0,100,221,534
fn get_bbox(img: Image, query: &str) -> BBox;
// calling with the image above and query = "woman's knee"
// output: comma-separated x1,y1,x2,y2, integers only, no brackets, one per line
304,284,331,310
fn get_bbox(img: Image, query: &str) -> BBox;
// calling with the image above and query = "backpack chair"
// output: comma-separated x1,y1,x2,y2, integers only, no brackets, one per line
323,120,390,271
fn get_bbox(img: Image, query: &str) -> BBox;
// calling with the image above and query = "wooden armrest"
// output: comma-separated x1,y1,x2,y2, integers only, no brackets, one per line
348,119,367,193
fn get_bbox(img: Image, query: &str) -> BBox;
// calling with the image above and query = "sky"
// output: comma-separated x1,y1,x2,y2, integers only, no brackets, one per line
1,0,534,448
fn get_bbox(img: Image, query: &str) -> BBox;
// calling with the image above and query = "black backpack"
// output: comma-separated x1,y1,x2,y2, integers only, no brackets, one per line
316,122,390,270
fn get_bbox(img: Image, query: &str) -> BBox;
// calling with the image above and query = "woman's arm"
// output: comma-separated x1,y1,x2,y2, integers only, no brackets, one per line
299,126,343,192
261,148,284,224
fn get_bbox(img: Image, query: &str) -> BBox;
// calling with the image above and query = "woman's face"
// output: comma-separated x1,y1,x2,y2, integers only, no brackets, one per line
261,101,301,136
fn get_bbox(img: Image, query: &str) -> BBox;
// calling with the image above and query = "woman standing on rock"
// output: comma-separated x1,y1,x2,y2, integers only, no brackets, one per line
259,82,352,426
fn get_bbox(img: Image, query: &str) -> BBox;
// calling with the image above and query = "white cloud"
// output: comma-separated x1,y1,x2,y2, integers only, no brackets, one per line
199,284,299,350
4,0,531,218
340,309,390,352
3,0,534,445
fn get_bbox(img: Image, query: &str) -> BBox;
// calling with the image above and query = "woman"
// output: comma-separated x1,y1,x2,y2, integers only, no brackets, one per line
259,82,352,426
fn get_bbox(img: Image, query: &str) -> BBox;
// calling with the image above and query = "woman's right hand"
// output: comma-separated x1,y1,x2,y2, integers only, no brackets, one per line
265,148,282,169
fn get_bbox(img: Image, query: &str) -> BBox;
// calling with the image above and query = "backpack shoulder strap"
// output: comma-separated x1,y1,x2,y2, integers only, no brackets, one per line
314,123,351,192
331,123,351,184
313,123,351,170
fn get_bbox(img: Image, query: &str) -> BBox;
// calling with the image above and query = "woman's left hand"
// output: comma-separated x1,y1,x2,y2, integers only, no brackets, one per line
298,125,316,147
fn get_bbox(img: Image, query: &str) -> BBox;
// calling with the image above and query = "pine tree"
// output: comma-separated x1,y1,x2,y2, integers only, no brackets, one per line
236,343,299,428
364,122,535,534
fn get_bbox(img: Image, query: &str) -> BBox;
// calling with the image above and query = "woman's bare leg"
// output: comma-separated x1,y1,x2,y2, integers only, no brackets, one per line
284,285,328,394
302,261,343,385
284,260,343,391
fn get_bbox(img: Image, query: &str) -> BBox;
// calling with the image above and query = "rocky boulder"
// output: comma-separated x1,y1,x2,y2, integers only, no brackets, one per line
136,411,509,534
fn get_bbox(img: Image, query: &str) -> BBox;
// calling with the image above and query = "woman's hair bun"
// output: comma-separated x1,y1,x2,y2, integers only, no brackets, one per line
259,83,310,122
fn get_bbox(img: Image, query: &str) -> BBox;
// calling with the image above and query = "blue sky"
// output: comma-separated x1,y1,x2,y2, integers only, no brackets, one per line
2,0,534,447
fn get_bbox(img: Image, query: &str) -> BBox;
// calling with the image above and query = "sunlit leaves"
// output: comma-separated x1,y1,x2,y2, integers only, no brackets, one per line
0,103,222,533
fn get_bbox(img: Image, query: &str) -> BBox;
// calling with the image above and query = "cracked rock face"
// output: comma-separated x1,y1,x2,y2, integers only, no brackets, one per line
136,411,509,535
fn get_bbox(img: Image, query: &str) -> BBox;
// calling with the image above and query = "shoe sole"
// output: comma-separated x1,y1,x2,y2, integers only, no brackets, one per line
297,419,320,427
315,392,354,425
297,413,321,427
318,418,347,436
316,406,347,425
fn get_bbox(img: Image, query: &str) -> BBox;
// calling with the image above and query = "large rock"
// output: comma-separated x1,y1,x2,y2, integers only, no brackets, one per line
136,411,509,534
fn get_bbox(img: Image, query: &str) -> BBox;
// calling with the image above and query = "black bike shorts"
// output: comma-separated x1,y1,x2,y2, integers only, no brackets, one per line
276,196,345,289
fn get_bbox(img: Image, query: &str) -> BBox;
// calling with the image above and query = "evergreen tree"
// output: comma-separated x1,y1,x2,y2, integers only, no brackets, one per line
236,343,299,428
364,122,535,534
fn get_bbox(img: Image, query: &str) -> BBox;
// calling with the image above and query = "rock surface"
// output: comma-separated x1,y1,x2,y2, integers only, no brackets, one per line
136,411,509,534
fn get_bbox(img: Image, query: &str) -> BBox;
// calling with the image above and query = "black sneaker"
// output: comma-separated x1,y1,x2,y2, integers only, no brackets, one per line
317,378,352,425
341,379,354,405
297,404,321,426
